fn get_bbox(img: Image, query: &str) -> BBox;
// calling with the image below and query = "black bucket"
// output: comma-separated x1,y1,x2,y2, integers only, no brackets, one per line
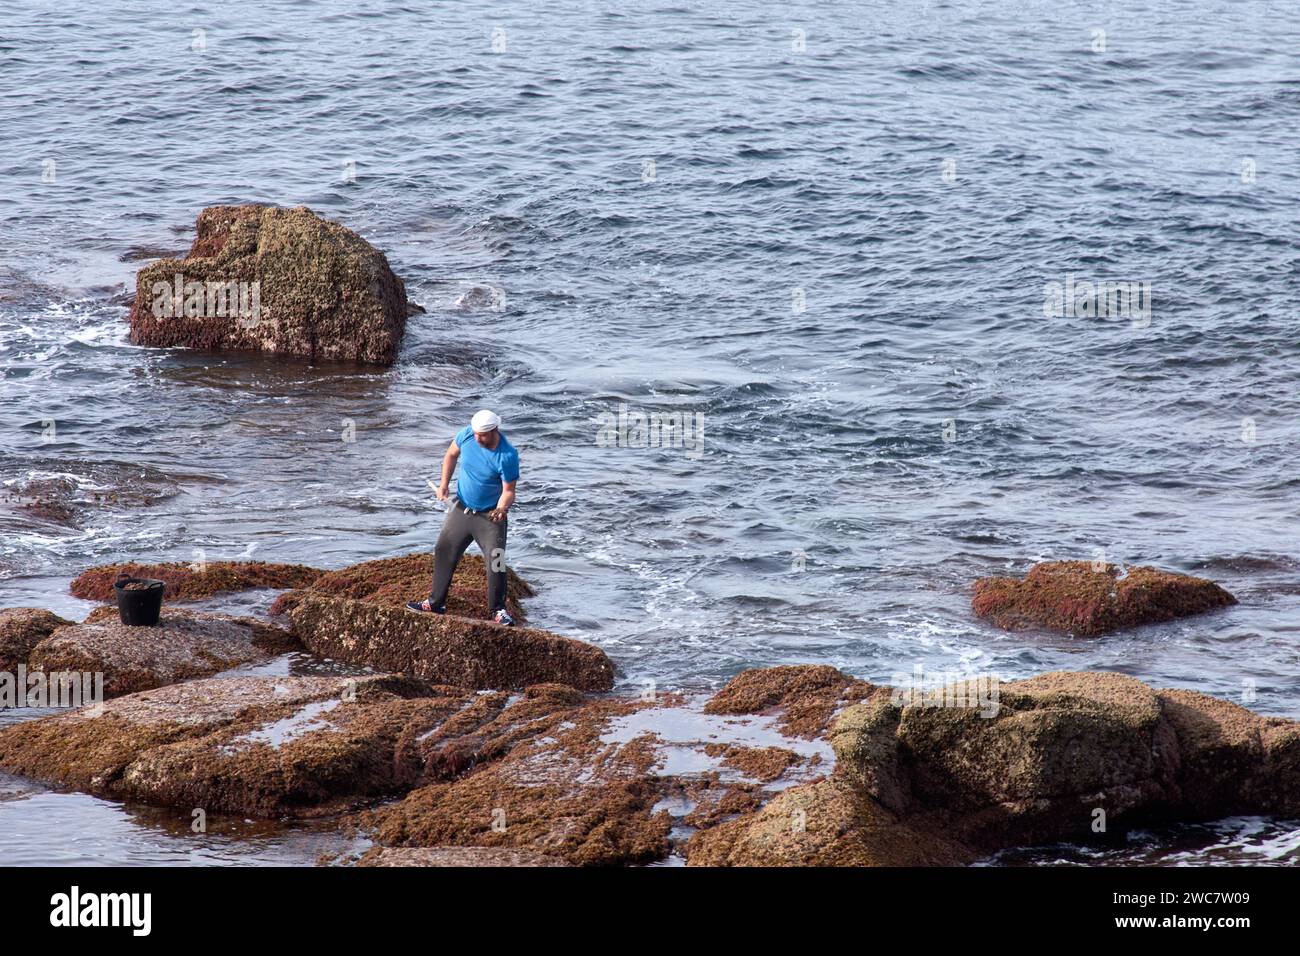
114,576,165,626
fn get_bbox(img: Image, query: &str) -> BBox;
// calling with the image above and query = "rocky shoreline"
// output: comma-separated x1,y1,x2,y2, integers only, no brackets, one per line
0,208,1269,865
0,552,1281,867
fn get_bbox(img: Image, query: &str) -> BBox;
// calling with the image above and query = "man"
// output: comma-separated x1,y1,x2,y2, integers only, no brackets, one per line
406,409,519,625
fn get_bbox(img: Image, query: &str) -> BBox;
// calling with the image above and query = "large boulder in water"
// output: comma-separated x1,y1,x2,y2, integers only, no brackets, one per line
828,670,1300,853
972,560,1236,636
127,205,418,365
684,666,1300,866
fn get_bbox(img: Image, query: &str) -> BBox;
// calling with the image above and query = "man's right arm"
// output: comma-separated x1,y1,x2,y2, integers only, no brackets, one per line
436,440,459,501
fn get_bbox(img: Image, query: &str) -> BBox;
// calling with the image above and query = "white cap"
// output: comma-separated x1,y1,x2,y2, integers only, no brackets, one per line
471,409,501,433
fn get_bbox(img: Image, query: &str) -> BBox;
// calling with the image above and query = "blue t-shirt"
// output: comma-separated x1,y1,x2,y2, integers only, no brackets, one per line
453,425,520,511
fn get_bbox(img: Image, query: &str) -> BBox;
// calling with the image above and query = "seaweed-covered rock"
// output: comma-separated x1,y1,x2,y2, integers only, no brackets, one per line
0,675,474,817
828,670,1300,853
26,609,299,698
9,478,81,526
0,674,673,849
355,847,570,867
367,689,672,866
268,551,531,623
0,608,72,671
687,777,972,867
703,664,876,738
4,468,183,535
876,671,1174,848
3,462,183,530
288,594,614,692
1155,688,1299,818
972,561,1236,636
127,205,416,365
70,561,323,604
691,666,1300,866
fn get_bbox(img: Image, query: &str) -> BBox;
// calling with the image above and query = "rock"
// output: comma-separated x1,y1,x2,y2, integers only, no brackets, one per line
269,552,531,624
119,244,187,263
74,552,526,622
703,664,875,738
1155,688,1286,818
0,673,676,853
71,560,324,604
11,653,1290,867
26,609,299,698
686,777,972,866
680,784,765,828
355,847,570,867
1260,721,1300,817
825,692,914,813
882,672,1175,848
4,462,183,532
16,497,80,526
3,476,81,526
127,205,415,365
126,611,303,659
367,688,672,866
287,594,614,692
691,666,1300,865
972,561,1236,636
0,675,473,817
829,670,1300,853
366,681,854,866
0,608,72,671
701,744,804,784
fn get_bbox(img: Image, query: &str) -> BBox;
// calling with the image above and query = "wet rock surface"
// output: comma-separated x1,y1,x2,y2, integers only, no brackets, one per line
354,846,570,867
27,609,299,698
702,663,875,737
687,777,972,866
127,205,415,365
693,668,1300,866
2,462,183,529
0,675,468,817
364,680,850,866
366,687,675,866
71,561,324,603
4,544,1294,867
0,608,72,671
268,551,531,623
972,560,1237,636
3,657,1297,866
288,594,614,692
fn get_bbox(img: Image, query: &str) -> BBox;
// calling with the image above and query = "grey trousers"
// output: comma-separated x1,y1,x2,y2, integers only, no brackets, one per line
428,499,508,611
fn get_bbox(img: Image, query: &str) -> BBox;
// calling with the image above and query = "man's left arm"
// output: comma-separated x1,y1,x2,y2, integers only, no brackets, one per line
491,480,516,523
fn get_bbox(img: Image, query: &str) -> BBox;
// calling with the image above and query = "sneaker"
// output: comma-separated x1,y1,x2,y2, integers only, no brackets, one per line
493,608,516,627
406,600,445,614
